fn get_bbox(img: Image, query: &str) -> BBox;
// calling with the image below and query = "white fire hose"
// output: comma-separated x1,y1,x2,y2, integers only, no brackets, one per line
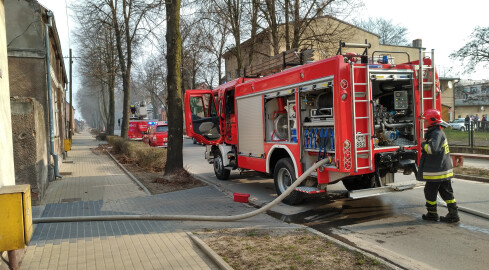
33,158,331,224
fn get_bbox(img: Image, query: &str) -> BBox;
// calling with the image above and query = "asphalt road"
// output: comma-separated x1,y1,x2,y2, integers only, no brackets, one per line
183,138,489,270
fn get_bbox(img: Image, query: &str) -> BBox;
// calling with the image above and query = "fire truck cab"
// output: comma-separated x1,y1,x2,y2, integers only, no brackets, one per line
185,43,439,205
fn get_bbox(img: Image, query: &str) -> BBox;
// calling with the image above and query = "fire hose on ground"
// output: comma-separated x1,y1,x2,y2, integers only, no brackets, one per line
32,158,331,224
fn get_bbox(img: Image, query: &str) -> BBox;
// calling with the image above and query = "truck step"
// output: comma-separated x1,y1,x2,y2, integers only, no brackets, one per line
295,186,326,194
349,181,421,199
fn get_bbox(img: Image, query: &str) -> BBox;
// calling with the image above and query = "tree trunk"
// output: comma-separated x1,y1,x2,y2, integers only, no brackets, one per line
165,0,183,175
247,0,259,66
218,54,223,84
285,0,290,50
109,0,130,139
264,0,279,55
227,0,242,77
292,0,301,49
107,75,115,135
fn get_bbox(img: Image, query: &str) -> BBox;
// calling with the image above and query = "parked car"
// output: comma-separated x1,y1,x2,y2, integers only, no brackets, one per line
449,118,477,131
148,123,169,147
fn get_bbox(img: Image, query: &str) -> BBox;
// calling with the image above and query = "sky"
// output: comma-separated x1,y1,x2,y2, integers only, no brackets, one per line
357,0,489,79
35,0,489,118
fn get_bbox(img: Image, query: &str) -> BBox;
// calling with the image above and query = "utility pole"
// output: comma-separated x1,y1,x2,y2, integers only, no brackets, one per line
69,49,73,141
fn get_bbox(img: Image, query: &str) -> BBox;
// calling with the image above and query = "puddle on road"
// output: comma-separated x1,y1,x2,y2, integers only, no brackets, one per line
268,196,397,233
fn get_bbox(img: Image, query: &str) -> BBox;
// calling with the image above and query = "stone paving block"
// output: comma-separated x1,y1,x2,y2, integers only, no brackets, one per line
21,132,286,270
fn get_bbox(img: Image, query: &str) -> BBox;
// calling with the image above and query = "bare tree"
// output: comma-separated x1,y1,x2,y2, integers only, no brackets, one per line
136,58,166,120
76,79,105,129
259,0,281,55
72,3,119,134
106,0,163,139
197,3,231,84
204,0,247,77
354,17,409,46
247,0,260,65
71,0,163,137
450,26,489,73
165,0,183,174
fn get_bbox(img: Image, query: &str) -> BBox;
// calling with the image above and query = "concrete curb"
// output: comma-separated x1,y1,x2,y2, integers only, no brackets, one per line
106,150,152,196
187,232,234,270
454,174,489,184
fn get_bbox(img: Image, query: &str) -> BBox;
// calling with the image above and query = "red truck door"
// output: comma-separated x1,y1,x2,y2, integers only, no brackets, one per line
184,90,222,144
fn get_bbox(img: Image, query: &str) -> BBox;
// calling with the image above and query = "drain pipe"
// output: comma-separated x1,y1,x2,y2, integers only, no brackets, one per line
45,10,61,179
33,158,331,223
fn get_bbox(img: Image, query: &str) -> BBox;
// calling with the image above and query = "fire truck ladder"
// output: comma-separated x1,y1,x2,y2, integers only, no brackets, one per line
418,49,436,138
351,63,373,172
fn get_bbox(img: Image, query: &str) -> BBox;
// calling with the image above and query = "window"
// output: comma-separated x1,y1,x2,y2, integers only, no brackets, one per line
156,125,168,132
189,94,217,117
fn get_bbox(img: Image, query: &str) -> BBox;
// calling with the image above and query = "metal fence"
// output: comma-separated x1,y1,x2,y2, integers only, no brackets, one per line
446,122,489,148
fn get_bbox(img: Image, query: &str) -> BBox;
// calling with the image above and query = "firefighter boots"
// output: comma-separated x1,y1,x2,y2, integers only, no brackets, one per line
422,205,439,221
440,203,460,223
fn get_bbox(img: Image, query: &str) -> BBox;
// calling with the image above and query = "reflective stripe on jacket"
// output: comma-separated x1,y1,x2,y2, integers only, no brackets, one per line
418,125,453,181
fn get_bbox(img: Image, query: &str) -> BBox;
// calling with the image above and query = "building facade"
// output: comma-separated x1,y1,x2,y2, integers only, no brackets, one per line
6,0,68,203
439,78,459,122
0,0,16,188
453,80,489,121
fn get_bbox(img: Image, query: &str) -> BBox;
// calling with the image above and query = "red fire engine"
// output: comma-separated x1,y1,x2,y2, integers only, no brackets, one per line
128,120,158,140
128,101,158,140
185,42,440,204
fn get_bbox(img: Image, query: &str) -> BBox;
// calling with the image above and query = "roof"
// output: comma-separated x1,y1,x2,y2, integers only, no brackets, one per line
440,77,461,81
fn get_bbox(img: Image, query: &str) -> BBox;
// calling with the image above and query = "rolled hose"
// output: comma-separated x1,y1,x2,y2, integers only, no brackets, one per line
33,158,331,224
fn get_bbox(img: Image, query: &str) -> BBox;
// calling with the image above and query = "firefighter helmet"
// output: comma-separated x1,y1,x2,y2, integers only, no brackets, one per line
423,109,442,126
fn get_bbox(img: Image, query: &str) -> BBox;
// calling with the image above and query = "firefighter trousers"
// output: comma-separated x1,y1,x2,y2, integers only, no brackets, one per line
424,180,455,206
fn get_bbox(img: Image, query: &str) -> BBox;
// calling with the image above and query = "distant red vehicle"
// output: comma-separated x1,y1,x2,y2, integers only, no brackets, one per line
128,120,158,140
148,122,169,147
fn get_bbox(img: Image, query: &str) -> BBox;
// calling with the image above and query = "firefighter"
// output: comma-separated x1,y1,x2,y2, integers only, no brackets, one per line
418,109,460,223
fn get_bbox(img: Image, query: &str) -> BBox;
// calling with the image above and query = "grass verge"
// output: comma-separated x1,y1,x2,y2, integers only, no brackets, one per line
196,228,393,270
454,166,489,178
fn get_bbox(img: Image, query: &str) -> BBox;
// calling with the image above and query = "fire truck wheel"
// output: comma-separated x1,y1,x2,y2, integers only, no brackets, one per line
273,158,303,205
193,138,197,144
341,173,376,191
214,150,231,180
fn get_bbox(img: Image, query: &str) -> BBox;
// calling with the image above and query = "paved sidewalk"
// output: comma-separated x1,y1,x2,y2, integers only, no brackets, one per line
42,132,146,204
20,131,296,270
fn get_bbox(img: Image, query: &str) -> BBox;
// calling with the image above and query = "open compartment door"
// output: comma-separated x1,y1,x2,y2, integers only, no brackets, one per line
184,90,222,144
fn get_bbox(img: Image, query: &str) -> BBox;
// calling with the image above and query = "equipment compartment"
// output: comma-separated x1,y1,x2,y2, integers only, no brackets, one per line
370,73,416,148
298,82,336,170
264,92,297,143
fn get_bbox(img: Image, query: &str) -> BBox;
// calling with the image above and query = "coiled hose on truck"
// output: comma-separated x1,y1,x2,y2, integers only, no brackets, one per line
33,158,331,224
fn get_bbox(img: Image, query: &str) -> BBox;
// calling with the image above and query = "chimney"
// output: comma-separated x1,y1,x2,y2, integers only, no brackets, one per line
412,39,422,48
